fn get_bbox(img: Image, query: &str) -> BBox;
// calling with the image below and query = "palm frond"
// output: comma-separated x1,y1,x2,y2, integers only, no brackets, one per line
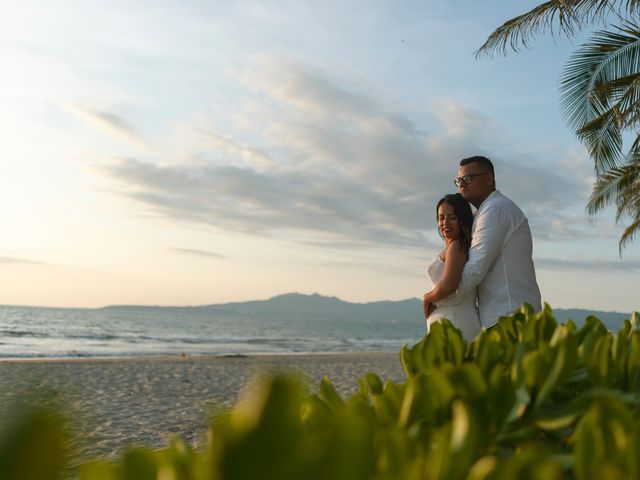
625,126,640,156
619,216,640,252
560,24,640,127
614,177,640,221
476,0,640,57
587,159,640,213
587,157,640,252
576,106,624,171
560,23,640,171
587,166,630,214
590,72,640,116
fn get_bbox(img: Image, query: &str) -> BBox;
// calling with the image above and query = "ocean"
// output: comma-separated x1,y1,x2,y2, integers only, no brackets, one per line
0,304,426,358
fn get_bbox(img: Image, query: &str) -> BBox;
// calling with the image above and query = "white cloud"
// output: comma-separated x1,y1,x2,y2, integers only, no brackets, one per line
536,257,640,272
86,58,592,252
186,128,280,171
63,102,155,153
170,248,227,260
0,255,50,266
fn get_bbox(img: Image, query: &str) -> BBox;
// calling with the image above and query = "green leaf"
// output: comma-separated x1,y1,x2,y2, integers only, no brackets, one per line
319,376,345,409
0,407,66,480
400,343,416,377
584,333,614,387
626,331,640,391
573,396,639,480
157,437,206,480
372,427,420,479
486,365,517,428
481,445,565,480
382,380,405,406
120,449,159,480
398,371,455,427
422,321,448,368
300,394,331,428
476,328,507,375
306,407,375,480
364,372,384,395
77,460,119,480
423,399,490,480
210,375,306,480
535,330,578,407
522,350,545,392
534,408,583,431
371,394,399,424
441,318,465,365
447,364,488,401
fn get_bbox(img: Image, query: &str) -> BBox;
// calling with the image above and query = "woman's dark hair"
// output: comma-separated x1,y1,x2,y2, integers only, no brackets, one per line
436,193,473,255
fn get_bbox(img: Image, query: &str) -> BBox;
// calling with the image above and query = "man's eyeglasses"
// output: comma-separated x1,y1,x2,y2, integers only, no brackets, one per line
454,172,489,187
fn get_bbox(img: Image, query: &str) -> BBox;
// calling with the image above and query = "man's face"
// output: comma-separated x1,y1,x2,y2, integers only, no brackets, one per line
456,162,493,207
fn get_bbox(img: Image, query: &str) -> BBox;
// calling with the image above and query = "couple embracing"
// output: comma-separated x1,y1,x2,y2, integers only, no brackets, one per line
423,156,542,340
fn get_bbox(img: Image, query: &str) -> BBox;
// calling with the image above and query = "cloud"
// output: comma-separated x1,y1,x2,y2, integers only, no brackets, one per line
187,129,280,171
317,260,424,278
0,256,50,266
63,102,154,153
89,58,592,251
170,248,226,259
535,257,640,272
98,156,428,249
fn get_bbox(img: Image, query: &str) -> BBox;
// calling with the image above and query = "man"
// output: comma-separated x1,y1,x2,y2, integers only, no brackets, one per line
454,155,541,328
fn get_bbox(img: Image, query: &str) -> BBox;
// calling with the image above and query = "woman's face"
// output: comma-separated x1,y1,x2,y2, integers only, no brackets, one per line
437,202,460,242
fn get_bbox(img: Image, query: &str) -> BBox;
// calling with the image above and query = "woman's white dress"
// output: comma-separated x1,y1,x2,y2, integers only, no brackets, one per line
426,255,481,341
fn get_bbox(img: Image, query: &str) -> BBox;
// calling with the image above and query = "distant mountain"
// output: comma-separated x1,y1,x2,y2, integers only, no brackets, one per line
551,308,632,331
199,293,422,323
99,293,422,323
100,293,634,330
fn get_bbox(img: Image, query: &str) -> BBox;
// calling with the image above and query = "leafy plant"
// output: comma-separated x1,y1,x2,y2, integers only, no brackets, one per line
2,306,640,479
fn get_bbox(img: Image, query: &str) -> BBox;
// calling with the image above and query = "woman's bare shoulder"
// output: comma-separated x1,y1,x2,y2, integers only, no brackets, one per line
446,239,462,251
445,240,466,261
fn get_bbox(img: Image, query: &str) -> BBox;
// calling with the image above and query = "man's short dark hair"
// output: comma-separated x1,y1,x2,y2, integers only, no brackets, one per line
460,156,494,175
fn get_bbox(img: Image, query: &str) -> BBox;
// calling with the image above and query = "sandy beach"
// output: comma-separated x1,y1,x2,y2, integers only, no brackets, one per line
0,352,405,462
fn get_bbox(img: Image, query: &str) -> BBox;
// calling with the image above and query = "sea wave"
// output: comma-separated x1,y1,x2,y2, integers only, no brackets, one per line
0,305,424,358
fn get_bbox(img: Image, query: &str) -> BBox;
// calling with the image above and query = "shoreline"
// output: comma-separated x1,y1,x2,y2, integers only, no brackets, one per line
0,349,401,364
0,351,405,462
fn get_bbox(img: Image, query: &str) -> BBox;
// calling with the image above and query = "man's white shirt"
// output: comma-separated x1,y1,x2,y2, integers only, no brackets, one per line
457,190,542,328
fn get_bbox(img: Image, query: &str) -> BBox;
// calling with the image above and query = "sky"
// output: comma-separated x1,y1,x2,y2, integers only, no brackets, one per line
1,0,639,311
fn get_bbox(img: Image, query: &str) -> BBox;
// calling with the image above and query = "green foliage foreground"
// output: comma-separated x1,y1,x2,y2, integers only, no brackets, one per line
4,305,640,480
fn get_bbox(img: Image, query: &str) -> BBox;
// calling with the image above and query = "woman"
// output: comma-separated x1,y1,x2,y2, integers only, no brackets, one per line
423,193,481,341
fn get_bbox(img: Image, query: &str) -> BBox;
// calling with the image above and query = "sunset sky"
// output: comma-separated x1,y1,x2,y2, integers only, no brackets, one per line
2,0,639,311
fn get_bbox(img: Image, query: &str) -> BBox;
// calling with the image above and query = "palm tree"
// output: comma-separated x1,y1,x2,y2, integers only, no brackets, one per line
560,22,640,251
477,1,640,252
477,1,640,57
